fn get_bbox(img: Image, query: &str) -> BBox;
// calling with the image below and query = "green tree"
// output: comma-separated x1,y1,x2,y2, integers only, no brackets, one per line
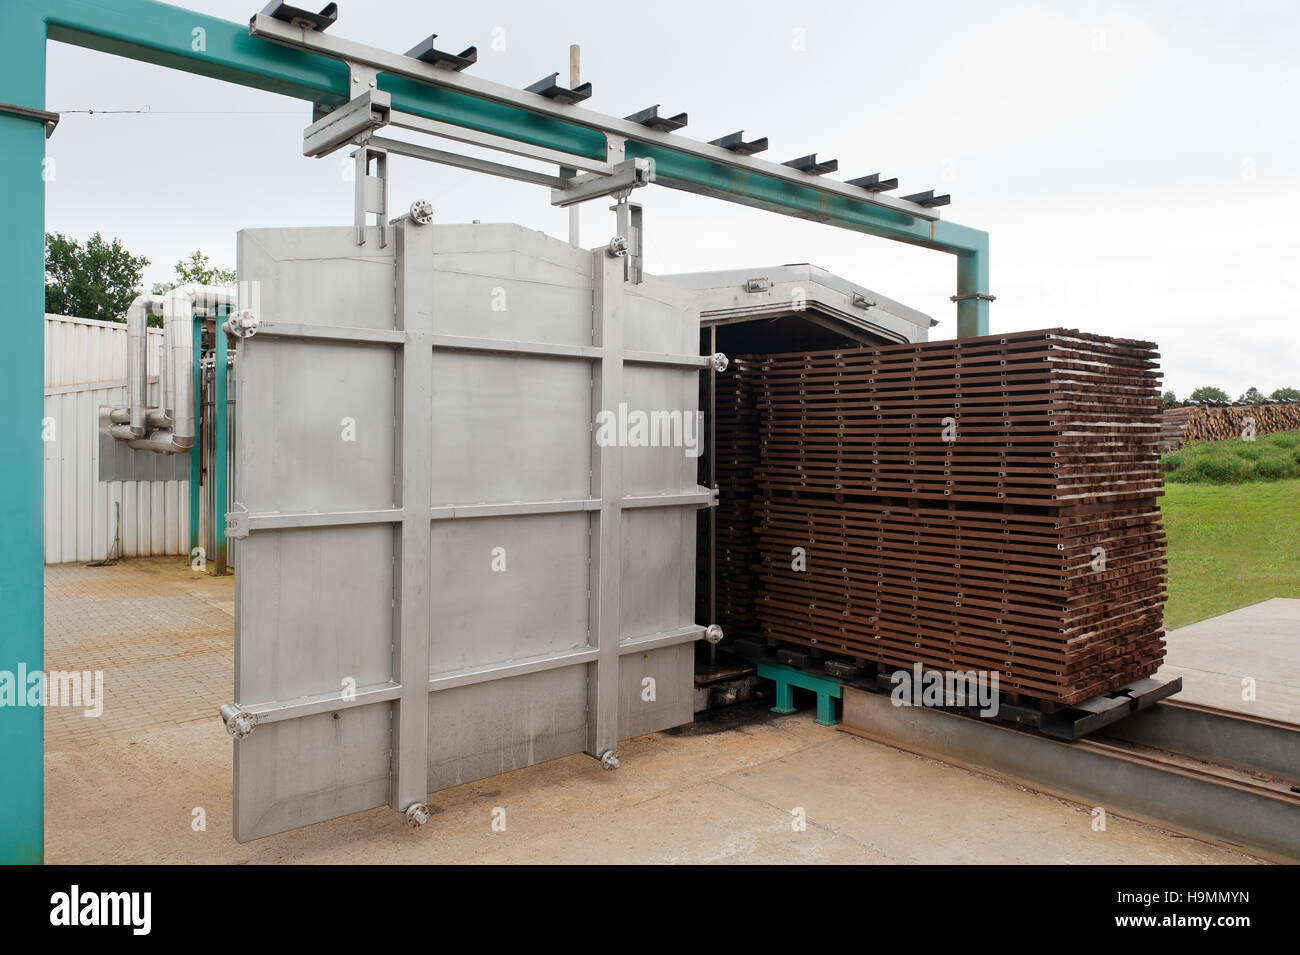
1160,390,1179,409
151,250,236,294
1238,386,1265,404
1188,385,1230,403
44,232,150,323
1270,386,1300,401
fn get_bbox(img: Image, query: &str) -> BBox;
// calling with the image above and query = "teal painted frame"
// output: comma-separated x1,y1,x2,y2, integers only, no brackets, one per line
757,662,843,727
189,318,202,561
0,0,990,861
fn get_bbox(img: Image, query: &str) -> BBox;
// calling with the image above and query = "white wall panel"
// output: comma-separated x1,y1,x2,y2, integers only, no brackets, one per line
43,314,190,563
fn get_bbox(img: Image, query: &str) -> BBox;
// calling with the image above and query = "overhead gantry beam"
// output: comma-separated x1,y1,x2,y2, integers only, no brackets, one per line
33,0,991,337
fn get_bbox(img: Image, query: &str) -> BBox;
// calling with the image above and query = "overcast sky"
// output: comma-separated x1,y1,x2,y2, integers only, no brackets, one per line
43,0,1299,399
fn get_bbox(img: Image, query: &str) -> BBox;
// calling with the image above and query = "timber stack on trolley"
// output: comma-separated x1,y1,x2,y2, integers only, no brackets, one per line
720,328,1168,709
703,356,764,638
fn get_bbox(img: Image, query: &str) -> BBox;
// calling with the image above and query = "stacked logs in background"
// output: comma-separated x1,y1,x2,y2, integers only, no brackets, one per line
1161,402,1300,451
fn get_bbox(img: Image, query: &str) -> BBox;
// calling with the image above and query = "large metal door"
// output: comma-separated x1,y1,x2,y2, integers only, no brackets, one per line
223,221,710,841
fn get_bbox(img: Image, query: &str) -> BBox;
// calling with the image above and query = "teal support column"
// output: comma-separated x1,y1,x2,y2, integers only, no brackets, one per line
943,221,991,339
213,312,229,576
771,681,797,715
188,319,202,560
0,1,50,864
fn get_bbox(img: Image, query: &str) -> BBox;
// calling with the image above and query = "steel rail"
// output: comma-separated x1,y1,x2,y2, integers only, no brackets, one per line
841,686,1300,863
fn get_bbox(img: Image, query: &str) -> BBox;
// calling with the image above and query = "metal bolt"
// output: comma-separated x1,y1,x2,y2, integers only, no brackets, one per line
711,352,730,373
219,703,256,740
606,235,628,258
599,749,620,771
405,803,430,828
409,199,434,225
705,624,724,645
225,309,259,340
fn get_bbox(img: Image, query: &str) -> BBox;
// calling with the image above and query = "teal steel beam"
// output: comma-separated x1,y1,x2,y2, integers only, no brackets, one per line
40,1,992,326
0,1,48,865
0,0,991,861
189,319,202,561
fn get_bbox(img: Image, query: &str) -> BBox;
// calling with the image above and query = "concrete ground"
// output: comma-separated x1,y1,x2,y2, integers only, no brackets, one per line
1157,597,1300,723
44,558,1263,864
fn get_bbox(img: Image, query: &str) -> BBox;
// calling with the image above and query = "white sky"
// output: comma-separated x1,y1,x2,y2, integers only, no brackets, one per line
43,0,1300,399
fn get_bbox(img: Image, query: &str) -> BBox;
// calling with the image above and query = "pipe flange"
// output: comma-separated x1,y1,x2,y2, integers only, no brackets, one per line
405,803,430,828
599,749,620,771
711,352,730,373
225,309,260,339
704,624,724,645
219,703,257,740
409,199,434,225
606,235,629,258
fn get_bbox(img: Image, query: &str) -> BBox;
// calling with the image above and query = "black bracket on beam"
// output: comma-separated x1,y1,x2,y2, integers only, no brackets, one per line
525,73,592,105
405,35,477,72
783,153,839,175
256,1,337,31
0,101,59,138
625,105,688,132
847,173,898,192
902,190,951,208
710,130,768,155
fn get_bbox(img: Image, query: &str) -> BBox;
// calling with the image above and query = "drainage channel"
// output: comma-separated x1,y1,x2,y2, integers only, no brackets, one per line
840,686,1300,863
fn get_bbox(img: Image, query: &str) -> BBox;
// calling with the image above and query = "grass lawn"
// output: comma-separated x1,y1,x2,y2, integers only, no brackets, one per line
1160,478,1300,629
1162,428,1300,483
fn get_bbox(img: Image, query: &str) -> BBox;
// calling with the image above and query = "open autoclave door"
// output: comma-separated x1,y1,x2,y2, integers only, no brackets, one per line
222,222,711,842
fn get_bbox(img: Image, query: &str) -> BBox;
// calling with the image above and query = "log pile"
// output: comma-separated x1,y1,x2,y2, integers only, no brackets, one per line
710,328,1168,707
1161,402,1300,451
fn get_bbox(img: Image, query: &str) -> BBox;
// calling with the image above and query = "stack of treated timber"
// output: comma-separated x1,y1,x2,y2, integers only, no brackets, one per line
709,355,762,638
742,328,1167,707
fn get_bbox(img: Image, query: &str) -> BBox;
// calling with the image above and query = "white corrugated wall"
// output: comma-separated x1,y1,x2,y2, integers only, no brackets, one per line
44,313,190,564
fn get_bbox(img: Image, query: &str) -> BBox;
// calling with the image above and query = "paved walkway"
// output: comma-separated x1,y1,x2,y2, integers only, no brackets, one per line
1158,597,1300,723
42,559,1262,864
44,559,233,748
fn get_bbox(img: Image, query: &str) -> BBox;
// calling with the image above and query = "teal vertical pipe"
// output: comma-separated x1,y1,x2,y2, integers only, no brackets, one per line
0,0,49,864
214,312,229,576
189,318,202,560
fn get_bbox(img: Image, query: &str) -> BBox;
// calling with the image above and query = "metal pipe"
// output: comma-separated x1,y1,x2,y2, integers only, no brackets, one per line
172,285,239,452
189,316,203,558
110,423,180,453
123,293,161,436
213,306,231,576
115,284,235,454
163,289,194,450
109,407,169,427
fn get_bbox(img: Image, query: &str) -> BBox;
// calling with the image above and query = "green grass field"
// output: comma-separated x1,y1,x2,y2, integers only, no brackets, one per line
1160,478,1300,629
1161,428,1300,483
